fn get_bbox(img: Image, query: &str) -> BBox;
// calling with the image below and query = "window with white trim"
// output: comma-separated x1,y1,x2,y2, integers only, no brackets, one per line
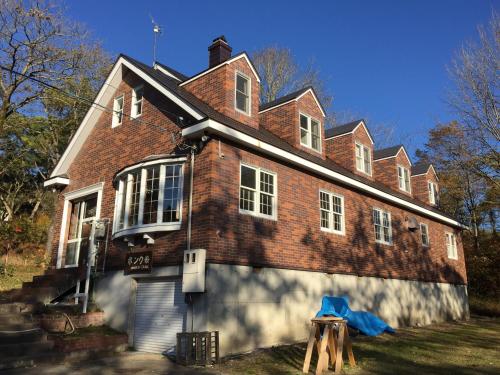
239,164,276,219
398,165,411,192
131,85,144,118
373,208,392,244
428,181,438,205
300,114,321,152
355,142,372,175
420,223,429,247
319,191,344,234
235,72,250,115
114,162,183,236
445,232,458,259
112,95,124,127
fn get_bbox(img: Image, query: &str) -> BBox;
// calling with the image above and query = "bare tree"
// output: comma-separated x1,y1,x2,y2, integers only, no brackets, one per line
0,0,95,135
447,12,500,187
252,46,334,122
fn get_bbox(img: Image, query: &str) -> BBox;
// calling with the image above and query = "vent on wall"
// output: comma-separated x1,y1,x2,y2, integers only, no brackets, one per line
406,216,419,231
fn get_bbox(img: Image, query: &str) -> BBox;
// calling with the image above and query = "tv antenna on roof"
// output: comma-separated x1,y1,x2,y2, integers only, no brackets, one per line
150,14,162,65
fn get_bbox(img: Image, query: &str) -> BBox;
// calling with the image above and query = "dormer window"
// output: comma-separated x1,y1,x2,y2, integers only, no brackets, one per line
131,85,144,118
235,72,250,115
397,165,411,193
300,113,321,152
428,181,438,205
355,142,372,175
112,95,124,127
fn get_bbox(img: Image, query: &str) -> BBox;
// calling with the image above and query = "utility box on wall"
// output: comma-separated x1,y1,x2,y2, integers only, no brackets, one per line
182,249,206,293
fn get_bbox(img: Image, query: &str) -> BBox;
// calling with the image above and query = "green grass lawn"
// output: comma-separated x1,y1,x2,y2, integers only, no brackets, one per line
219,316,500,375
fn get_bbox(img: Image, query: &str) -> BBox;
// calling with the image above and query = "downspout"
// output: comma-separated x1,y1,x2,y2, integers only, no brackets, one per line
187,148,195,251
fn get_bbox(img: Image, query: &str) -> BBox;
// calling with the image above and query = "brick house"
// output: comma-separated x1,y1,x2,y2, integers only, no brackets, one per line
41,36,468,355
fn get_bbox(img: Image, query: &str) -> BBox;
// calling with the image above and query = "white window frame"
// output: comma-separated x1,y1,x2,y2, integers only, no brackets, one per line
428,181,438,205
234,71,251,116
56,183,104,269
112,159,185,238
239,163,277,220
420,223,430,247
299,112,322,152
445,232,458,259
131,85,144,119
398,165,411,193
112,95,124,128
373,208,392,245
319,190,345,235
355,142,372,175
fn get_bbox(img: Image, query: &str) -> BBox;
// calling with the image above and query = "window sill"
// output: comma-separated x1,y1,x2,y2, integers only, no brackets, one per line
239,209,277,222
320,227,345,236
375,240,393,246
112,222,181,239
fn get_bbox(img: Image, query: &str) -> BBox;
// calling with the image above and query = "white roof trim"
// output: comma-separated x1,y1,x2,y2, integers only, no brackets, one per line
153,63,182,81
179,53,261,86
258,88,326,118
412,164,439,181
43,176,70,188
374,146,412,166
182,119,465,229
324,121,374,145
50,57,204,178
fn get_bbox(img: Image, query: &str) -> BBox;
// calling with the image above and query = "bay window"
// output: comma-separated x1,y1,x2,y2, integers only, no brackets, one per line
239,164,276,219
113,160,183,237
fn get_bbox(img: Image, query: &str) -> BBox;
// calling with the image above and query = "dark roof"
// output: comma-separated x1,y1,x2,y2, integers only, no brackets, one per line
154,61,189,81
373,145,404,160
259,87,312,112
325,119,367,139
412,163,432,176
121,55,459,226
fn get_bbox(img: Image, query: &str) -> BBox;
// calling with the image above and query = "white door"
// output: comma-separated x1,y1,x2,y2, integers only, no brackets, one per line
133,279,187,353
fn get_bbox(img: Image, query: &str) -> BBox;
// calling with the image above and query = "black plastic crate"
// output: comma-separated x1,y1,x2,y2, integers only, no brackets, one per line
176,331,219,366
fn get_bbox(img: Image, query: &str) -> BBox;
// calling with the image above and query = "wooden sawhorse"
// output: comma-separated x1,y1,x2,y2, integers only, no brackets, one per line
302,316,355,374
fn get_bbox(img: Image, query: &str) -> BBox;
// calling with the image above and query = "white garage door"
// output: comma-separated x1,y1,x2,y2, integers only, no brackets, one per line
133,279,187,353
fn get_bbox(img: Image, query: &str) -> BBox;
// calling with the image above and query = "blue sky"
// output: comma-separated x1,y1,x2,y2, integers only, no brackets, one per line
67,0,496,157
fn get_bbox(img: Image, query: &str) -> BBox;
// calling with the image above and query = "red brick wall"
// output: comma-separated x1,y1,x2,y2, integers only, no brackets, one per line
49,71,214,270
183,57,260,129
374,150,413,197
260,101,297,146
50,71,465,286
412,170,439,205
205,138,466,285
325,125,374,180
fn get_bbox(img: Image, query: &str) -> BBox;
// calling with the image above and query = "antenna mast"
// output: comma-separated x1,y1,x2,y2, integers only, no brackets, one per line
150,15,162,65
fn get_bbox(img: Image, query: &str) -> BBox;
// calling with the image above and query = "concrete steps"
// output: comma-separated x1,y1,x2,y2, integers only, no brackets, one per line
0,303,54,371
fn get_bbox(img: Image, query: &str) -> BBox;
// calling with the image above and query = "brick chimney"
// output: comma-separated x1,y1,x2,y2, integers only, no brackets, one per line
208,36,232,67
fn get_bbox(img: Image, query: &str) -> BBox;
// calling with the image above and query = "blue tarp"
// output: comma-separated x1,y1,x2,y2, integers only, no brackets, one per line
316,296,395,336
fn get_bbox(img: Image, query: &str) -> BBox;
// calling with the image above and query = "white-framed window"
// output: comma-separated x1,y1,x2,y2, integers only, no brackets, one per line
445,232,458,259
235,71,250,115
131,85,144,118
373,208,392,245
239,163,276,219
300,113,321,152
398,165,411,193
428,181,438,205
112,95,124,127
355,142,372,175
319,190,345,235
420,223,429,247
113,161,184,237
